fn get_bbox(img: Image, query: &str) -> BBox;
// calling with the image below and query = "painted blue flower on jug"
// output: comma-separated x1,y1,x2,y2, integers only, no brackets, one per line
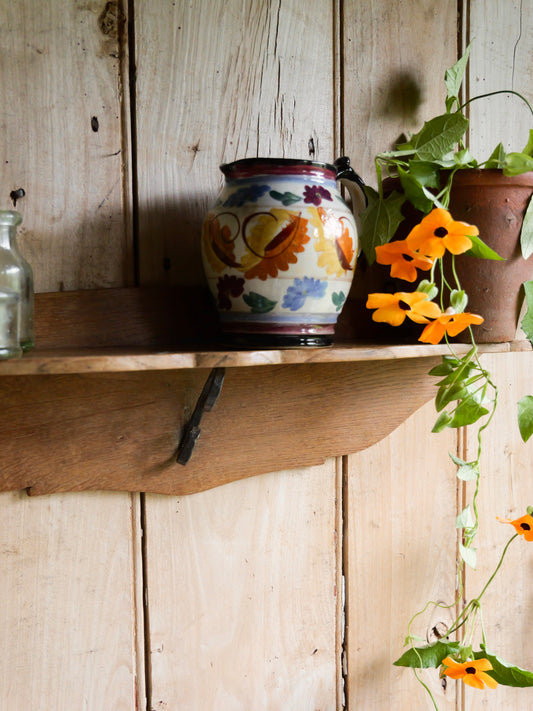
223,184,271,207
282,277,327,311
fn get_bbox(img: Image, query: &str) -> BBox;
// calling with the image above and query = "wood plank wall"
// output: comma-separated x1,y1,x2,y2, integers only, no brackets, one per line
1,1,532,710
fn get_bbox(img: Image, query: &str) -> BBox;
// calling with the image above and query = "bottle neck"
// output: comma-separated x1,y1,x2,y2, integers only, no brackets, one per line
0,224,17,250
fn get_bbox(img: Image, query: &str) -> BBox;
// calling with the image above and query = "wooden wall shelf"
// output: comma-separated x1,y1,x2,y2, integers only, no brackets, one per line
0,287,528,497
0,340,512,376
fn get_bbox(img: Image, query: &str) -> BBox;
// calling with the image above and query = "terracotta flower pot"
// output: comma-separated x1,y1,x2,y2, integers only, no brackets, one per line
341,169,533,344
446,169,533,343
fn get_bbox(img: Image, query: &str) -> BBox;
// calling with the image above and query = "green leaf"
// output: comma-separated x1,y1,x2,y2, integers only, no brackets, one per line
453,148,477,168
394,640,462,669
517,395,533,442
435,349,477,387
404,160,441,188
456,462,480,481
444,43,472,109
474,645,533,687
435,383,470,412
485,142,507,169
520,194,533,259
503,152,533,176
377,147,417,159
409,113,469,162
466,234,504,260
459,542,477,569
448,452,466,466
522,129,533,157
398,167,435,212
242,291,277,313
359,187,406,264
449,452,480,480
432,411,453,433
429,356,461,377
520,280,533,342
456,505,475,529
450,397,489,427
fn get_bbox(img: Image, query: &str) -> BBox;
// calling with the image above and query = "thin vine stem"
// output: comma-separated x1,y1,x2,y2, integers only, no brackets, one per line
458,89,533,118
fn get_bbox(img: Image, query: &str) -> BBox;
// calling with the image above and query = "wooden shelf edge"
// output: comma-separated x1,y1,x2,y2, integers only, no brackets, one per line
0,340,525,376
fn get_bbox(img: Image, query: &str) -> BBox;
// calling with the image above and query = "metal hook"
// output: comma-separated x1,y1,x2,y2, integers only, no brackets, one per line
176,367,226,465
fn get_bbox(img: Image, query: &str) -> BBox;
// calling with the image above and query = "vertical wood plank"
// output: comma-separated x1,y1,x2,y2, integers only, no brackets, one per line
461,4,533,705
344,400,458,710
465,0,533,162
136,3,340,708
134,0,336,287
0,3,140,709
462,353,533,710
0,491,139,709
341,0,458,183
145,464,338,710
0,0,133,292
342,5,459,706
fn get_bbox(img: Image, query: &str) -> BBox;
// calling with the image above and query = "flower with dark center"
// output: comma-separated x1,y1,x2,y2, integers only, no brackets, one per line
406,207,478,258
496,512,533,541
375,239,434,282
441,657,498,690
418,310,484,344
366,291,441,327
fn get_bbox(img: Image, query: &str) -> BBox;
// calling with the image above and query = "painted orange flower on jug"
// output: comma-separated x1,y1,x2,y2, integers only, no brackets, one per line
202,213,241,273
312,208,355,277
240,209,310,280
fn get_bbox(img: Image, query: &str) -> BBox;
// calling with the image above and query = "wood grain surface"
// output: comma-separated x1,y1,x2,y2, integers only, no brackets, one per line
0,357,440,496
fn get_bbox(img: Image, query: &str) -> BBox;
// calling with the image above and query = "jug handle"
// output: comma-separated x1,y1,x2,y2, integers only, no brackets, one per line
333,156,367,238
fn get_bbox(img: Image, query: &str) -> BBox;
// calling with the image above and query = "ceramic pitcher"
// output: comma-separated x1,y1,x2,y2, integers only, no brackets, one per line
201,156,365,346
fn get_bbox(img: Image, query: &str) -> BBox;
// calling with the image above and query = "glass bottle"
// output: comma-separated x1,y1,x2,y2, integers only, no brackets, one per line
0,210,34,352
0,289,22,359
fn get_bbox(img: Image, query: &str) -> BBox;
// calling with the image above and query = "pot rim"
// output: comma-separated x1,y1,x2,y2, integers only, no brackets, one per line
442,167,533,187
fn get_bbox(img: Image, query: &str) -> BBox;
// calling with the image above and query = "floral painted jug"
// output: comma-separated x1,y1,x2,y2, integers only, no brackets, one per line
201,156,366,346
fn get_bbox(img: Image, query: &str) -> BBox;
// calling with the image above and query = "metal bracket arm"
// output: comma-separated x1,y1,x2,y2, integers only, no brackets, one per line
176,367,226,465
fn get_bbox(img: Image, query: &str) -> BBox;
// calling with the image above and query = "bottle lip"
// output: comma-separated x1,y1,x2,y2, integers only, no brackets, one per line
0,210,22,226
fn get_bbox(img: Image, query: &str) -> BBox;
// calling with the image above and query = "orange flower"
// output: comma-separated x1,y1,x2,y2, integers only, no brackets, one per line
366,291,442,327
375,240,435,282
406,208,479,258
441,657,498,690
496,513,533,541
418,311,484,344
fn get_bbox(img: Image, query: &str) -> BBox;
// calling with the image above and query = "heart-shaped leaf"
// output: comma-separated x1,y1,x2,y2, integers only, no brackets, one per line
394,640,462,669
518,395,533,442
474,646,533,687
